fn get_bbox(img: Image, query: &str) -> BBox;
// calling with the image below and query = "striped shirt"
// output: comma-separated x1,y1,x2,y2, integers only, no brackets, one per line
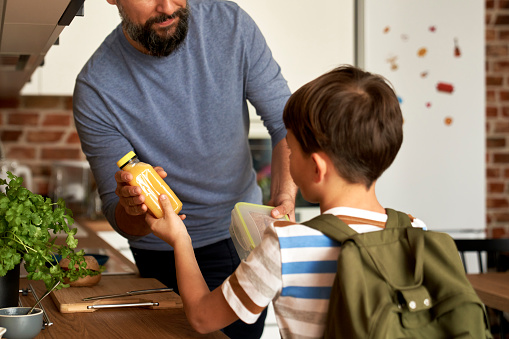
221,207,426,338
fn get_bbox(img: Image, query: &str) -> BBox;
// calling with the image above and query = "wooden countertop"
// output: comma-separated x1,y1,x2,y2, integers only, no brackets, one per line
77,218,116,233
20,219,228,338
20,278,227,338
75,218,138,276
467,272,509,313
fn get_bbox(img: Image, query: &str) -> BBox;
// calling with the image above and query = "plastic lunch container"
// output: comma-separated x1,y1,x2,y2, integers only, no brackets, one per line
229,202,289,260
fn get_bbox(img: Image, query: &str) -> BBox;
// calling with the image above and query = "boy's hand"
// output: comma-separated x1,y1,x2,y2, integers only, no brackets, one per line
145,194,189,247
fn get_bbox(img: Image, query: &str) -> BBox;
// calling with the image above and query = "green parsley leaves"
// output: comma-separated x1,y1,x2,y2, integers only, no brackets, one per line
0,171,101,290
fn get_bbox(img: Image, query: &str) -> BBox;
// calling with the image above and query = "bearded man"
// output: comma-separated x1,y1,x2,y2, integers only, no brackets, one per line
72,1,297,338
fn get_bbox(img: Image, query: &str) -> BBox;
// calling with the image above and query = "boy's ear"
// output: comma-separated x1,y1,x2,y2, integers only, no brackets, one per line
106,0,117,5
311,152,328,183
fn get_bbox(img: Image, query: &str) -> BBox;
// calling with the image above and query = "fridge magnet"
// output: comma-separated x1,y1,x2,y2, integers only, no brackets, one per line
387,56,398,71
425,102,432,108
436,82,454,94
383,26,390,34
429,25,436,33
444,117,453,126
417,47,427,57
420,71,428,78
454,38,461,57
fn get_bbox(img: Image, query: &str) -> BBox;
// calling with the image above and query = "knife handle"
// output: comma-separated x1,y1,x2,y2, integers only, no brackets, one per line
83,288,174,301
87,302,159,309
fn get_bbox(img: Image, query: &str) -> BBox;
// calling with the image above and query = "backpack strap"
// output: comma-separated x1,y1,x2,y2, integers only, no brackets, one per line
301,213,355,243
303,208,425,289
385,208,413,229
302,208,412,239
370,209,427,289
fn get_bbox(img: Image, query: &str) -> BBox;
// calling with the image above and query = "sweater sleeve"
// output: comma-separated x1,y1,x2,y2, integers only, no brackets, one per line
221,224,283,323
73,71,143,241
239,7,291,148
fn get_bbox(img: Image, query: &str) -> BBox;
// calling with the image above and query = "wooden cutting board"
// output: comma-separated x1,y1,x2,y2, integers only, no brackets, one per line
50,276,182,313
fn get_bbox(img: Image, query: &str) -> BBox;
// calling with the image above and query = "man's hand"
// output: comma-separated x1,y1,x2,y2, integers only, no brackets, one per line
115,166,168,216
268,192,296,221
114,166,168,236
268,138,298,221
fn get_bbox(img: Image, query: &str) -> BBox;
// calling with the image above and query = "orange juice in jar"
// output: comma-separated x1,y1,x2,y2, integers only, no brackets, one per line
117,151,183,218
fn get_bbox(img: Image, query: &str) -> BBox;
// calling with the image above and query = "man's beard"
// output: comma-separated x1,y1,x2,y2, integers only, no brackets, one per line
118,5,189,57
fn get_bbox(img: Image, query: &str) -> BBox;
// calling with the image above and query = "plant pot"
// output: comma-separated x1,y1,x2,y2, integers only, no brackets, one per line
0,263,20,308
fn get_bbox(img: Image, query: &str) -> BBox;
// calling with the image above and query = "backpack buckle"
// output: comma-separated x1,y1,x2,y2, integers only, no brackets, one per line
398,286,432,312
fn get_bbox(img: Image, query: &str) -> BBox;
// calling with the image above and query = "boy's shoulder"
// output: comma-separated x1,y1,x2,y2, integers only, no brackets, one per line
272,220,332,239
273,208,427,234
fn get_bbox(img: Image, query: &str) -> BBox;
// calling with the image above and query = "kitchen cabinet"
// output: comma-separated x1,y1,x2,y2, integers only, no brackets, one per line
21,1,120,96
0,0,83,98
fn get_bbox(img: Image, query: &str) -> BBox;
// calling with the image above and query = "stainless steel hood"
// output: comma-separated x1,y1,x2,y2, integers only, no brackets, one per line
0,0,84,99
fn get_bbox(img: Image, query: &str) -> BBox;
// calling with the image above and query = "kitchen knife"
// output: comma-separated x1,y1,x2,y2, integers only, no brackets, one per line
87,302,159,309
82,288,173,301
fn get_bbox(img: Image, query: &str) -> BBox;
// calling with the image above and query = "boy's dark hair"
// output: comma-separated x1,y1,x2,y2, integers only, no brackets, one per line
283,65,403,188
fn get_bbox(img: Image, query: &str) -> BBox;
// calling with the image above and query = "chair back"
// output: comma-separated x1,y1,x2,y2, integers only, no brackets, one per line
454,239,509,273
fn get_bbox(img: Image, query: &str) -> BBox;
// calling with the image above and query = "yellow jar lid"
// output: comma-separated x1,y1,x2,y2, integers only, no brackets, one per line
117,151,136,169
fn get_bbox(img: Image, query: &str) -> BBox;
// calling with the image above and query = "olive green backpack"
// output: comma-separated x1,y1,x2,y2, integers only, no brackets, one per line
302,208,493,339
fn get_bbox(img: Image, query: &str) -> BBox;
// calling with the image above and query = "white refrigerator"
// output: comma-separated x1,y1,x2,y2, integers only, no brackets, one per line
356,0,486,240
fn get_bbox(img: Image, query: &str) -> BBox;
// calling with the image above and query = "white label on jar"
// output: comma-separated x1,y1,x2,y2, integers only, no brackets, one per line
136,169,179,211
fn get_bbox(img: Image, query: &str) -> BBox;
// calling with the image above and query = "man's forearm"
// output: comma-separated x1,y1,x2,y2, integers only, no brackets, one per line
115,203,152,236
269,138,298,221
271,138,298,200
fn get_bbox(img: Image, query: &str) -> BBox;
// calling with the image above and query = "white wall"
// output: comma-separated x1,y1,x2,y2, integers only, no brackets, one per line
21,1,120,95
233,0,354,93
232,0,355,138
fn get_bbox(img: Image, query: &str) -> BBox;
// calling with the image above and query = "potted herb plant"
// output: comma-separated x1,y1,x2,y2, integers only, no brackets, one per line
0,171,101,304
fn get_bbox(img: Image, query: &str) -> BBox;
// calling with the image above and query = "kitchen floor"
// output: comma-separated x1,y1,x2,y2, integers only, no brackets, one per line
97,230,280,338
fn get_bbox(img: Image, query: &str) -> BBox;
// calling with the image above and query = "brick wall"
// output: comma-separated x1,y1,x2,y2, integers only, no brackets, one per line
0,0,508,236
0,96,86,196
486,0,509,238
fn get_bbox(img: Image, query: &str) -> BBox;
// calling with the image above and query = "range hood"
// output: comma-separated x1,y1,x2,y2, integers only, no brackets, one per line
0,0,84,99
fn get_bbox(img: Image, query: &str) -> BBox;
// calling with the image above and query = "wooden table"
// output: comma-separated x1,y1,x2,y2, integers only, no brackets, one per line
20,278,227,338
19,219,228,338
467,272,509,313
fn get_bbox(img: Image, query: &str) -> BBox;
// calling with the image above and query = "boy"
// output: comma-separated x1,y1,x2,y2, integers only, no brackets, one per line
146,65,425,338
